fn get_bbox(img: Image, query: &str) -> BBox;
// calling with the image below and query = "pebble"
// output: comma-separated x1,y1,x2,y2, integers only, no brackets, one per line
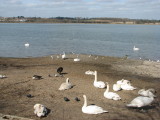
75,97,80,101
64,97,70,102
26,94,33,98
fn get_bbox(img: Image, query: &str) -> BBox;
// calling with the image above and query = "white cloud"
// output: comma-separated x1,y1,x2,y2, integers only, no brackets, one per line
0,0,160,19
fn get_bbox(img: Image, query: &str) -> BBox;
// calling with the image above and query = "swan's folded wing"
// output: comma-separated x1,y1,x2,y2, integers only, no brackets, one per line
86,105,108,114
95,81,106,88
126,96,152,107
59,83,72,90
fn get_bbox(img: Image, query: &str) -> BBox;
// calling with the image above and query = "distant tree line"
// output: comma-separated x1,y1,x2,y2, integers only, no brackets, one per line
0,16,160,24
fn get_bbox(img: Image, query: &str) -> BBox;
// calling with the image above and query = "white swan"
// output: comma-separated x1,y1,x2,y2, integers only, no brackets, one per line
59,78,72,90
104,83,121,100
121,83,136,90
138,89,156,97
24,42,29,47
85,70,95,75
148,88,156,94
74,58,80,62
133,46,139,51
34,104,48,117
95,56,98,60
62,52,66,60
93,71,106,88
117,79,131,85
126,96,154,107
0,75,7,79
51,56,53,59
82,95,108,114
113,83,121,91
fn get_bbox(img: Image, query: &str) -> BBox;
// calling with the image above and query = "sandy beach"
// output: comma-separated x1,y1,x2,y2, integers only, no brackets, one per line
0,54,160,120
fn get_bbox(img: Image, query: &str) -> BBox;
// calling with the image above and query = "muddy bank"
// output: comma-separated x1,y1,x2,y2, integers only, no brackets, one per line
0,54,160,120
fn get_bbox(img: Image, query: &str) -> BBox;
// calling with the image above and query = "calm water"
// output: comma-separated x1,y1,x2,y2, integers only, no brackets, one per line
0,23,160,60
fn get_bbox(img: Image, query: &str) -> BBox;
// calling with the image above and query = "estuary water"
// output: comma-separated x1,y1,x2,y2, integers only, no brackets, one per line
0,23,160,60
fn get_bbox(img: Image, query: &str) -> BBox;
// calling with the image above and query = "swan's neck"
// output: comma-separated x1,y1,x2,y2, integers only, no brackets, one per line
148,95,154,99
83,96,87,107
66,78,69,83
105,84,109,93
94,71,97,82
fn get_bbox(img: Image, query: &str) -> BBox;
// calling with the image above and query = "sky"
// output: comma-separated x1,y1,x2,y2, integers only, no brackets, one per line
0,0,160,20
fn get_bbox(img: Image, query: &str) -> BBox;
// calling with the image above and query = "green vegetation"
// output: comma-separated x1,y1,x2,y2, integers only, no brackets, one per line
0,16,160,25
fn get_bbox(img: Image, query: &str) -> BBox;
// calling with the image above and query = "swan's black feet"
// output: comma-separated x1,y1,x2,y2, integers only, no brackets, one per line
64,97,70,102
75,97,80,101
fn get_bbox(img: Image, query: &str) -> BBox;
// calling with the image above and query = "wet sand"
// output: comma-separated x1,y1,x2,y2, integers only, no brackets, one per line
0,54,160,120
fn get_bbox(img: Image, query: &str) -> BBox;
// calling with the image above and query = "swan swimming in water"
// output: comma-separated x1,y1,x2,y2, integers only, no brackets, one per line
24,42,29,47
82,95,108,114
126,96,154,108
133,46,139,51
93,71,106,88
138,89,156,97
59,78,72,90
104,83,121,100
34,104,48,117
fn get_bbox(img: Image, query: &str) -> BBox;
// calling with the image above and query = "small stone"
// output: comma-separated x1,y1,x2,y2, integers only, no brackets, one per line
75,97,80,101
64,97,70,102
26,94,33,98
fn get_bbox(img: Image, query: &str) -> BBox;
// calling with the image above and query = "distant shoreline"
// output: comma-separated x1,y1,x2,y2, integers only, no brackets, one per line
0,22,160,25
1,17,160,25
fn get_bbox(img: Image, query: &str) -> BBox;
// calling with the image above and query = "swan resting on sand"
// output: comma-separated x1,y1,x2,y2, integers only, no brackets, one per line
126,96,154,108
113,83,121,91
34,104,48,117
116,79,136,90
85,70,95,75
62,52,66,60
0,75,7,79
104,82,121,100
82,95,108,114
138,89,156,97
121,83,136,90
93,71,106,88
74,58,80,62
59,78,72,90
117,79,131,85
